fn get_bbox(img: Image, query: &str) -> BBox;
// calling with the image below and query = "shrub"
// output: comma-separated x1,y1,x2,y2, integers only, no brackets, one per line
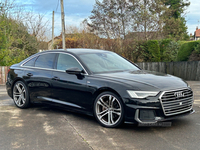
194,41,200,54
177,41,200,61
146,40,160,62
162,41,180,62
159,39,172,61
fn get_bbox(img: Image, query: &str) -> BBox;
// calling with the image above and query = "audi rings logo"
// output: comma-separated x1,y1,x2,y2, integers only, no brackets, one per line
174,91,184,98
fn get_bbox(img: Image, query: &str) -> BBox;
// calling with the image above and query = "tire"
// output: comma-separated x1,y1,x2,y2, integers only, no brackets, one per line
94,92,124,128
13,81,30,109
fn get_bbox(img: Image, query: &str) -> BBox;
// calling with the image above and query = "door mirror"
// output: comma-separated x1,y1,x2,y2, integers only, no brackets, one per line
65,68,84,75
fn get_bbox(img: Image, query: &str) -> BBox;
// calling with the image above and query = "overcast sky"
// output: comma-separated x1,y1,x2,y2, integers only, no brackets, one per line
16,0,200,37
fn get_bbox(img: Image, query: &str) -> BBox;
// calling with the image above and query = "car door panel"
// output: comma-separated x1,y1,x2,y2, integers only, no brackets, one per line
50,53,91,110
22,53,56,102
24,68,53,102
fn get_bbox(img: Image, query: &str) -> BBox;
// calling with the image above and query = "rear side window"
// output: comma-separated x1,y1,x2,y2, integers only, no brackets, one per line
35,53,56,69
23,56,38,67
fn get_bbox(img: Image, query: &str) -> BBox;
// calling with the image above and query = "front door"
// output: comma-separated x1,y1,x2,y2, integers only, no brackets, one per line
51,53,90,110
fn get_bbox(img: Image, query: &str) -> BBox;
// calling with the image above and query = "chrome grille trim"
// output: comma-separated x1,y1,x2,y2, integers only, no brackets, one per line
159,88,193,116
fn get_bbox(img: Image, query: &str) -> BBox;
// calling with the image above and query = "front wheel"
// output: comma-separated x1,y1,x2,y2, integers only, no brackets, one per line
13,81,30,109
94,92,124,128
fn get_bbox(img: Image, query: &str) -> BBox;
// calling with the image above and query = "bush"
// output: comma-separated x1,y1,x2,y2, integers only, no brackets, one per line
132,40,149,62
194,41,200,54
159,39,172,61
162,41,180,62
177,41,200,61
0,16,38,66
146,40,160,62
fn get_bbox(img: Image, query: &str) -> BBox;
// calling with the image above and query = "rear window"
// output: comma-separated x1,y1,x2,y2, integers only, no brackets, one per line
23,56,38,67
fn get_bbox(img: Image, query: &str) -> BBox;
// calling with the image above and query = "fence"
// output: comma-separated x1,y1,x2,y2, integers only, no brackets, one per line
0,66,10,85
0,61,200,84
136,61,200,81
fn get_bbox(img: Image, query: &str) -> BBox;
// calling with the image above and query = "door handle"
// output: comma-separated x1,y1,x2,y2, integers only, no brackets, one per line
27,73,33,77
52,76,60,80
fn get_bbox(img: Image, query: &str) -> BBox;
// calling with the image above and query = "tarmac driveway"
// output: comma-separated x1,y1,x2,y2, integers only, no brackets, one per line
0,81,200,150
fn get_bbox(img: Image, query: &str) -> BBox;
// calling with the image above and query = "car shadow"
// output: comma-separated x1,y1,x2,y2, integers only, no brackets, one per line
30,103,193,131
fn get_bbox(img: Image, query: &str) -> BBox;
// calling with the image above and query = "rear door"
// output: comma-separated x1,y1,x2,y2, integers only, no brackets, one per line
23,53,56,101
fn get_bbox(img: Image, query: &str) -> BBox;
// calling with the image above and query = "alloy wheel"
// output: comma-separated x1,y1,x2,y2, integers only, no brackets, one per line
13,82,27,107
95,94,122,126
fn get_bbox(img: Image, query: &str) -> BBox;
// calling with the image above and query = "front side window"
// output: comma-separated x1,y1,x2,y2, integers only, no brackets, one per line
57,53,83,71
35,53,56,69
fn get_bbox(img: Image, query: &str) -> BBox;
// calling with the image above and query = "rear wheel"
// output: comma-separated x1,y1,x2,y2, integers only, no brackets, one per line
94,92,124,128
13,81,30,109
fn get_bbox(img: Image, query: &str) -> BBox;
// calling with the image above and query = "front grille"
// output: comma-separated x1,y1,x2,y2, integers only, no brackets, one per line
160,88,193,116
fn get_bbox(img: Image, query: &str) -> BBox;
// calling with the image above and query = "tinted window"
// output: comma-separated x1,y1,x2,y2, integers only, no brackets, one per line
79,52,139,73
23,56,38,67
35,53,56,69
57,53,82,71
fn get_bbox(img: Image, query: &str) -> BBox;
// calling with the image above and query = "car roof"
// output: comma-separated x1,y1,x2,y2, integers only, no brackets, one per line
39,48,111,55
19,48,113,66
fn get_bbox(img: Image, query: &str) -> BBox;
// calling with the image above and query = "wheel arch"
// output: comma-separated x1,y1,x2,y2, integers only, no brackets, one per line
92,87,124,109
92,87,125,127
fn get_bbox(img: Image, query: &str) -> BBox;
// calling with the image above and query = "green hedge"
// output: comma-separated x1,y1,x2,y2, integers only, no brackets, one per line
133,39,200,62
146,40,160,62
159,39,172,61
177,41,200,61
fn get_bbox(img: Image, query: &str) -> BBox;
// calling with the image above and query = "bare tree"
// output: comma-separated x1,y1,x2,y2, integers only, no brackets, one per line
24,12,50,41
87,0,169,41
0,0,16,16
87,0,132,39
130,0,167,40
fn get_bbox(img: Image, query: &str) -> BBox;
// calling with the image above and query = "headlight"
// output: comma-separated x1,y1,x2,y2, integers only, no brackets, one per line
127,90,159,99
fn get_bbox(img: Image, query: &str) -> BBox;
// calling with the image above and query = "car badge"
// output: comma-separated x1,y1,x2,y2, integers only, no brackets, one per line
174,91,184,98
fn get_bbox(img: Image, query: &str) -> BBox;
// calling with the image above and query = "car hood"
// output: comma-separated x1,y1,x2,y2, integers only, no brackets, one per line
96,70,188,91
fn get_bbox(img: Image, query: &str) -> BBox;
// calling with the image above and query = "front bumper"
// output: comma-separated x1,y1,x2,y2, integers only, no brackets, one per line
123,92,194,124
134,108,195,124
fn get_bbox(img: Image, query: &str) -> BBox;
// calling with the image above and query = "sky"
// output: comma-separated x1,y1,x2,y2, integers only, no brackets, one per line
185,0,200,34
15,0,200,38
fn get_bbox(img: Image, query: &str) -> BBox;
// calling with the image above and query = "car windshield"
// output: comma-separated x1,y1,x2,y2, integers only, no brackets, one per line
79,52,139,74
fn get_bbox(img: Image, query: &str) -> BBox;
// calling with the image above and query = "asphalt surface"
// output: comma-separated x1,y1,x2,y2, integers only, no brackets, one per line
0,81,200,150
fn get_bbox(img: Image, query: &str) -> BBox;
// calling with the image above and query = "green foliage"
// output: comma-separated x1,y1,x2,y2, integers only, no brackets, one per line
163,0,190,19
159,38,172,60
146,40,160,62
162,41,180,62
177,41,200,61
0,0,48,66
162,0,190,40
131,40,148,62
0,15,38,66
194,41,200,54
163,17,189,40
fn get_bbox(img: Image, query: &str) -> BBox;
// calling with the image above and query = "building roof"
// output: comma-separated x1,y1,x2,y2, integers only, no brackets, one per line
195,29,200,38
125,31,163,40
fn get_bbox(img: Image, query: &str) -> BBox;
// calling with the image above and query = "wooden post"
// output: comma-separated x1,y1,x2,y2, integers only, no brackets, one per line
52,11,54,50
60,0,66,50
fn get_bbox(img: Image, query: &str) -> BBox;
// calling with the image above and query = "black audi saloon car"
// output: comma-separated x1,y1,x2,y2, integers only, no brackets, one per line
6,49,194,127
